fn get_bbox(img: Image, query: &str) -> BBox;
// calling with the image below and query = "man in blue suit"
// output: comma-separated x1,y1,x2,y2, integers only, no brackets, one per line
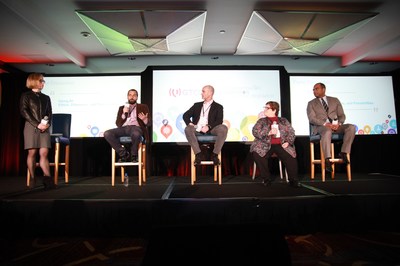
307,82,356,172
183,85,228,165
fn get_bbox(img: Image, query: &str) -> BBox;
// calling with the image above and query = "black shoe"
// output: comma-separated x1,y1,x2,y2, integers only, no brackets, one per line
131,155,138,163
43,176,57,190
325,158,333,172
212,153,220,165
289,180,301,188
262,179,272,186
28,177,35,189
194,153,202,166
118,151,131,162
339,152,350,164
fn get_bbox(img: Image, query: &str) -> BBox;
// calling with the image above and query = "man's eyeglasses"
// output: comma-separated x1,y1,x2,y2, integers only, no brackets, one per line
264,106,271,110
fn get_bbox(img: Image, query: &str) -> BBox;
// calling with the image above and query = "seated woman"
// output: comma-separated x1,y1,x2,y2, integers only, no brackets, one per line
250,101,301,187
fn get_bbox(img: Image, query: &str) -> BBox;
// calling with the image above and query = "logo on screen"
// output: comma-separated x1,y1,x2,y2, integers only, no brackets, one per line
169,88,181,97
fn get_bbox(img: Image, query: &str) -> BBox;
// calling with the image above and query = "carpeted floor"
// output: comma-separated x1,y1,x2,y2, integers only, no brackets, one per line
2,231,400,266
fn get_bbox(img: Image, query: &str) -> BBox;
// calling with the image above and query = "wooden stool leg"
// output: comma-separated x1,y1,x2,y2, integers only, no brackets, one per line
65,144,70,183
191,148,196,185
346,153,352,181
111,148,116,186
330,143,335,179
320,144,326,182
138,143,142,186
218,152,222,185
142,144,146,183
310,142,315,179
54,143,60,185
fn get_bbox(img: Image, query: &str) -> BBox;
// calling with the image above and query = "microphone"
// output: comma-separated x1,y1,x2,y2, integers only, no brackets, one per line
124,103,130,117
41,116,49,125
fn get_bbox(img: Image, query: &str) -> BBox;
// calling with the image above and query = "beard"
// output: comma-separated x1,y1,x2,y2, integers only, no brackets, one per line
128,100,137,104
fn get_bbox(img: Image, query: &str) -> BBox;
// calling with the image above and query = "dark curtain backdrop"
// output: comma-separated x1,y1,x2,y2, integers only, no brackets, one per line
1,70,400,178
0,73,27,176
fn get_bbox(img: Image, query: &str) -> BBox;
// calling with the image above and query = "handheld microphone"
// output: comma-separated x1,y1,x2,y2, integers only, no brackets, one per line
124,103,130,117
41,116,49,125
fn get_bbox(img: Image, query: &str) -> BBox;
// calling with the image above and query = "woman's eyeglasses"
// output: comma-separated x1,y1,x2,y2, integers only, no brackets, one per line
39,79,46,83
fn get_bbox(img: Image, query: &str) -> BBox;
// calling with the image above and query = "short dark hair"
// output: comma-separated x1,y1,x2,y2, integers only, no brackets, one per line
127,89,138,95
266,101,280,116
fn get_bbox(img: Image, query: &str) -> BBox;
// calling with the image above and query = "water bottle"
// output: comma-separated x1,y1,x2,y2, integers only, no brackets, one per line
124,172,129,187
272,121,280,138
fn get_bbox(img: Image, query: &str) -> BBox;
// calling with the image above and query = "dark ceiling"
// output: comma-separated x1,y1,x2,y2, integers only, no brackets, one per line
1,0,400,75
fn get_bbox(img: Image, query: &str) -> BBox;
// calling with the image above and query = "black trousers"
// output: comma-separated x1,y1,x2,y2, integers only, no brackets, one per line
103,125,143,157
253,144,298,182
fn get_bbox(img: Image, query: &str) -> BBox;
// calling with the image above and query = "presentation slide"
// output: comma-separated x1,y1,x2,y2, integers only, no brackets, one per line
152,69,281,143
290,75,397,136
45,75,141,137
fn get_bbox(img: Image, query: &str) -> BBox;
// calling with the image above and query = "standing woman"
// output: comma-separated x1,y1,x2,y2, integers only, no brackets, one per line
20,73,54,189
250,101,301,187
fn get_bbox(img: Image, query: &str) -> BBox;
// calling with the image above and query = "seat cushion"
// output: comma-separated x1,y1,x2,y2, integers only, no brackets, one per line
119,136,145,144
309,133,344,143
196,134,217,143
51,135,70,145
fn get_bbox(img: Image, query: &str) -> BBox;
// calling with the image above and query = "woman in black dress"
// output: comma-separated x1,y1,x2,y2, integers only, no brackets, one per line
20,73,54,189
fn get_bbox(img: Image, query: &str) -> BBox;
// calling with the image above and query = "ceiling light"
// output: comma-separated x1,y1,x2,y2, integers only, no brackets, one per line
219,30,226,34
80,31,91,38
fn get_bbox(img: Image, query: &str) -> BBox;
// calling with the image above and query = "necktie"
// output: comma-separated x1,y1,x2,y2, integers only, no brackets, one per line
321,98,328,113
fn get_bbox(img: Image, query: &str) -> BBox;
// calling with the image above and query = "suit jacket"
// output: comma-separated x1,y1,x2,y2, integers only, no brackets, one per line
306,96,346,134
115,103,151,142
183,101,224,131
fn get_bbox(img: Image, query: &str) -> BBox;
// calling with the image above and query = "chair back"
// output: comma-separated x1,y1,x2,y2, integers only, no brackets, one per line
51,114,71,138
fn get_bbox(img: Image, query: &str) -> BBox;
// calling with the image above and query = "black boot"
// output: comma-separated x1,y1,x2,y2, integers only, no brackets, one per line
43,176,57,190
28,177,35,189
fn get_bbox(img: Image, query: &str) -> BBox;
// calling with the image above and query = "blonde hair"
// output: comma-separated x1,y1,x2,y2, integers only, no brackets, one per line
26,73,44,89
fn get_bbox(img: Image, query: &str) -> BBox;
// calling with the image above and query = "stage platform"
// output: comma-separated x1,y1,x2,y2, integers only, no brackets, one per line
1,172,400,236
1,172,400,265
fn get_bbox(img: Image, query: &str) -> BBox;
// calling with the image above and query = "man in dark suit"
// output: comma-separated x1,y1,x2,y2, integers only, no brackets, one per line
306,82,356,172
104,89,151,162
183,85,228,165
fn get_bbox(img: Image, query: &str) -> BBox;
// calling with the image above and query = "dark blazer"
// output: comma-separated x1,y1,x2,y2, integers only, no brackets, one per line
115,103,151,141
183,101,224,130
307,96,346,134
